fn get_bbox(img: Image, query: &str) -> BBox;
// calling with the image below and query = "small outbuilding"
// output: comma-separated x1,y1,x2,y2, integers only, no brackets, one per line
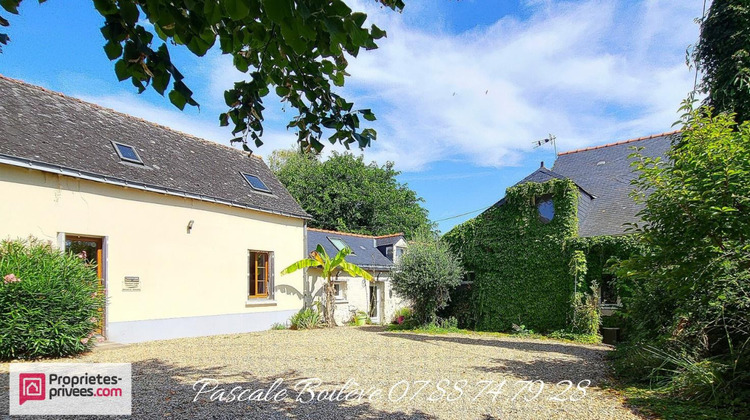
305,228,409,325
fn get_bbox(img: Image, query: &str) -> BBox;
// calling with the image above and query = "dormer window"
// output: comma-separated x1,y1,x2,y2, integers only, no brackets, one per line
112,141,143,164
241,173,271,193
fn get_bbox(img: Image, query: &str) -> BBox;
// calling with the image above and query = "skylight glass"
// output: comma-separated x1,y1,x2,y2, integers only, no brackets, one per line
112,141,143,164
241,173,271,192
328,237,353,254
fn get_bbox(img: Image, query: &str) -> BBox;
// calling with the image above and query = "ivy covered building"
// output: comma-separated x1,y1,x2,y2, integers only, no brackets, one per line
444,132,676,332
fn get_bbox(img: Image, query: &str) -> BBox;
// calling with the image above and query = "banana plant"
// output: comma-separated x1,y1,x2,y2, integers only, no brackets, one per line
281,244,373,327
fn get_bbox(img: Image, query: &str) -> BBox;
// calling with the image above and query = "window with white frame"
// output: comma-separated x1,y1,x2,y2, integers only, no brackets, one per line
333,282,347,301
395,247,406,258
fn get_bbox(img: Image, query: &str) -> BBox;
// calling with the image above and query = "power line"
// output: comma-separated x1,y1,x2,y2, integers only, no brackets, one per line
436,134,556,225
434,205,493,223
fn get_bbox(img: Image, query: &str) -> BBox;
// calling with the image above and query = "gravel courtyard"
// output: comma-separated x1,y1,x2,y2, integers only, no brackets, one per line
1,327,642,419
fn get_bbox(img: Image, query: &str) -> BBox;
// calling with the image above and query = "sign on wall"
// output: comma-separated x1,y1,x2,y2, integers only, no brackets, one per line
122,277,140,292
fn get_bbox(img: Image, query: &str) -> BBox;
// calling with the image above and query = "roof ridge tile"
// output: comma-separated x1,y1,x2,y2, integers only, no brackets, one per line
558,130,680,156
307,227,403,238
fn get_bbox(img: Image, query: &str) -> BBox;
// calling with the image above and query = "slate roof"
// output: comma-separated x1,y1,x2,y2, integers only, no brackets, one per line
307,228,402,270
374,235,404,247
483,132,675,237
0,75,310,220
518,166,568,184
489,166,594,208
552,132,675,237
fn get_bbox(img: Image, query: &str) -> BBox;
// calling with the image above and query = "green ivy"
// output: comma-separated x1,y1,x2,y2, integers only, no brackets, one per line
444,178,649,333
444,179,580,333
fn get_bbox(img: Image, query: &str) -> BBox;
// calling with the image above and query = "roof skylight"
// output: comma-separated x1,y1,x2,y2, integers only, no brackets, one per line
241,173,271,193
112,141,143,164
328,237,354,254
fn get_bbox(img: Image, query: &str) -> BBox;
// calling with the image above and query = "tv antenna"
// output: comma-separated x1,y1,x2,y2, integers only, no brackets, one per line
532,134,557,156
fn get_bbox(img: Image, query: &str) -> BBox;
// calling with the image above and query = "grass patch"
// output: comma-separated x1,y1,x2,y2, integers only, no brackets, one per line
613,383,744,419
386,323,602,345
548,330,602,344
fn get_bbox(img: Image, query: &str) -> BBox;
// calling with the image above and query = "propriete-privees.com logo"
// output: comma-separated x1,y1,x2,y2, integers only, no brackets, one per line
10,363,132,415
18,373,46,405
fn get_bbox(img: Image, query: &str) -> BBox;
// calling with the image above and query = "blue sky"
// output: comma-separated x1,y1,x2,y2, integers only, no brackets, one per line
0,0,702,233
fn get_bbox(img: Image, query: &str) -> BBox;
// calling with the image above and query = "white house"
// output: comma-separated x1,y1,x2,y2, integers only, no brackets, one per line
305,228,409,325
0,75,311,343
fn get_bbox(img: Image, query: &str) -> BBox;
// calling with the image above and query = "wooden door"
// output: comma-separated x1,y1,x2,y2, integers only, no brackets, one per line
65,235,105,336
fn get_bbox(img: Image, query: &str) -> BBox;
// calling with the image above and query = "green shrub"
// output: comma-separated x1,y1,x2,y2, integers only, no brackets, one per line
616,109,750,406
437,282,475,329
270,322,287,330
391,230,464,325
0,238,104,360
642,346,731,402
290,308,321,330
438,316,458,329
511,323,535,336
612,342,665,383
570,284,601,336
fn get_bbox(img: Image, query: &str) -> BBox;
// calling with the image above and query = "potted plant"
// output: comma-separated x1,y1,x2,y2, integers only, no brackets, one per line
354,311,368,326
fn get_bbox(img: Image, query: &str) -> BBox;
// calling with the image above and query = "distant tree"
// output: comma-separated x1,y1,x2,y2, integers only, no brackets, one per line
391,231,464,325
281,244,372,327
0,0,406,152
270,149,432,238
695,0,750,122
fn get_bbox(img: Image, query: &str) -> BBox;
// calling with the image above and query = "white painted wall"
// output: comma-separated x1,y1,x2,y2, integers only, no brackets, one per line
0,165,307,342
307,268,409,325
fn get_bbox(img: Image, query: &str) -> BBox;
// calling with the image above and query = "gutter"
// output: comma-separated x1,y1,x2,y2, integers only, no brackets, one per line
0,153,312,221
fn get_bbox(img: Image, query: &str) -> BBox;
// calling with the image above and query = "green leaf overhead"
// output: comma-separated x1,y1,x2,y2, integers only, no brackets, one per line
0,0,406,153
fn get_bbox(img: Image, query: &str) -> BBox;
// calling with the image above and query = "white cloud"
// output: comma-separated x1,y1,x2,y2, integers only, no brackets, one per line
333,0,702,171
80,0,703,172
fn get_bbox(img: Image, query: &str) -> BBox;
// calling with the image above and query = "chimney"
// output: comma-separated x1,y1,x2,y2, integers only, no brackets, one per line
540,161,544,168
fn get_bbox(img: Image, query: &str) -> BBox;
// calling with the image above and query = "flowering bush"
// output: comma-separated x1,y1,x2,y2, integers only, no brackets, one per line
0,238,104,359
